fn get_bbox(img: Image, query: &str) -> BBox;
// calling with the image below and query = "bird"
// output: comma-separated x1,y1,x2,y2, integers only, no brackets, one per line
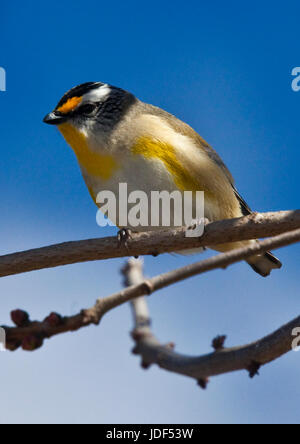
44,81,282,277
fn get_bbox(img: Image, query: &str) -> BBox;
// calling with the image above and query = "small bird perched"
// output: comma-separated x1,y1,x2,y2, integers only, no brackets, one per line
44,82,282,277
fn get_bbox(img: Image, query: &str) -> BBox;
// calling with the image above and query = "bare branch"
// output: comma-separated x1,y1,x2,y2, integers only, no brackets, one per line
0,210,299,278
3,228,300,351
125,259,300,385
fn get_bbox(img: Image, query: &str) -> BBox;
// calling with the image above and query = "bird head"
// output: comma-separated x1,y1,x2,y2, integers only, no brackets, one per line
43,82,136,133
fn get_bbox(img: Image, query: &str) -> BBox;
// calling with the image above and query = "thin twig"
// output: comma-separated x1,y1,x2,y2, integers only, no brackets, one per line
0,210,299,278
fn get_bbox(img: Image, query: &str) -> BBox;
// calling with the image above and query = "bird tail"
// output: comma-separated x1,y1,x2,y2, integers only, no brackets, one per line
247,251,282,277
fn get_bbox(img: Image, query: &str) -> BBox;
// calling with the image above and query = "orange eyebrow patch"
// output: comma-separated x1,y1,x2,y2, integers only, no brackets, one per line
57,96,82,114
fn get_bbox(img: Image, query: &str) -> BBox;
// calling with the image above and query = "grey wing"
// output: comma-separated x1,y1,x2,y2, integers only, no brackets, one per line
200,142,235,185
143,102,253,216
203,144,253,216
232,187,252,216
145,102,235,183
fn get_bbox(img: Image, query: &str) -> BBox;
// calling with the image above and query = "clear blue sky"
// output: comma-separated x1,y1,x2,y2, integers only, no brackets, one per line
0,0,299,424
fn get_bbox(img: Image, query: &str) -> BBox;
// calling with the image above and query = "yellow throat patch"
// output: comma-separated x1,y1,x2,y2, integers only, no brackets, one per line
58,123,118,181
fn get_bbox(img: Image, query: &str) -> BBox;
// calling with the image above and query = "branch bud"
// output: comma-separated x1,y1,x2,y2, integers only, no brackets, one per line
11,310,30,327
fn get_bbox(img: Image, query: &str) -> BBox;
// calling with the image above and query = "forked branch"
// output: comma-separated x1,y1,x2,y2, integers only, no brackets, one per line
126,259,300,386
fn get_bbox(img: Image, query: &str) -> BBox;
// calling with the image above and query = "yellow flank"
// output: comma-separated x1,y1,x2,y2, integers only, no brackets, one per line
58,123,119,181
57,96,83,114
131,136,213,197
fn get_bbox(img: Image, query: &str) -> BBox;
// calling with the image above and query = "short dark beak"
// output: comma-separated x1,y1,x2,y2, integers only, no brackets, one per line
43,112,67,125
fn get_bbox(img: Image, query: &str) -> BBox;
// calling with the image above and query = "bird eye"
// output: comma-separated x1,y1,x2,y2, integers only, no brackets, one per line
78,103,97,115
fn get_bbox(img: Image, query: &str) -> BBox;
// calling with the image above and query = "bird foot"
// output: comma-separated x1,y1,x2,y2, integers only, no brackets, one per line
117,228,132,248
185,217,210,238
